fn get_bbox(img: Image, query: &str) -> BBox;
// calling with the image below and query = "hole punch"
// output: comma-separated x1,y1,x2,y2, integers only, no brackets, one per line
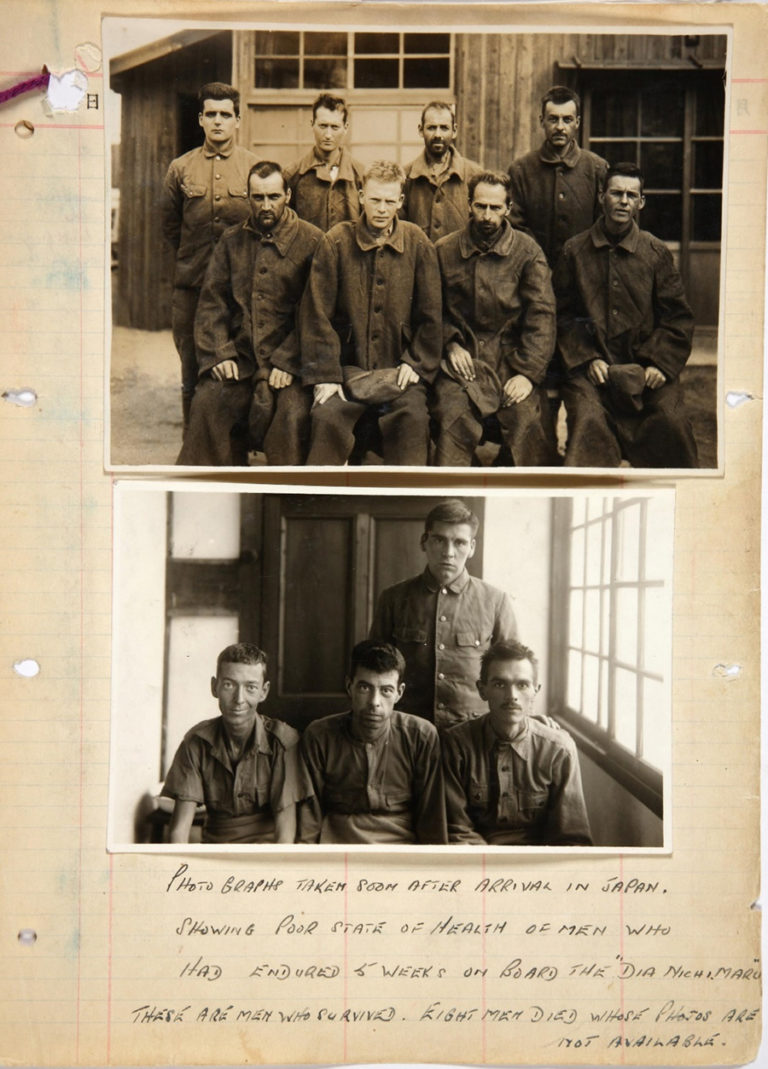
13,658,40,678
712,662,741,679
14,119,34,138
2,387,37,407
18,929,37,945
725,391,754,408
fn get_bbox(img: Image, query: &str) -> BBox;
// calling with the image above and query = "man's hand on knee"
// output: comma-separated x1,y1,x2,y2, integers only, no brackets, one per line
268,367,294,390
644,365,667,390
501,373,533,407
210,359,239,381
312,382,344,407
396,363,420,390
446,342,475,381
586,358,609,386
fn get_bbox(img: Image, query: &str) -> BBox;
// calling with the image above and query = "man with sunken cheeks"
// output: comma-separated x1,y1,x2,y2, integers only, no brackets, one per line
162,644,310,844
441,641,593,846
298,641,447,844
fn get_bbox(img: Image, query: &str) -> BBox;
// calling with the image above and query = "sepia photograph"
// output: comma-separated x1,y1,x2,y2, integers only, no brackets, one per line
105,17,724,473
109,484,673,851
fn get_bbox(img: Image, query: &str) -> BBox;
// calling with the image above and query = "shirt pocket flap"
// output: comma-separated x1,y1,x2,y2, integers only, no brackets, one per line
181,181,207,198
517,789,549,816
469,779,489,805
228,184,248,198
394,626,428,644
457,630,483,648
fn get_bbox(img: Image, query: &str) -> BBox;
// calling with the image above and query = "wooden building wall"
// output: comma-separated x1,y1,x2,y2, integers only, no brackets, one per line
112,34,232,331
455,32,727,171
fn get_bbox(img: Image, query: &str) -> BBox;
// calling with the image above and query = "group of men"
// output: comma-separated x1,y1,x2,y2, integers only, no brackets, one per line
164,82,699,470
162,500,593,846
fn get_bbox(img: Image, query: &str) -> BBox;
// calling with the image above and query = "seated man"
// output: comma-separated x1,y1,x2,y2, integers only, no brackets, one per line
177,162,322,467
442,640,592,845
433,171,557,466
299,640,447,844
300,160,442,466
162,643,308,843
554,162,698,468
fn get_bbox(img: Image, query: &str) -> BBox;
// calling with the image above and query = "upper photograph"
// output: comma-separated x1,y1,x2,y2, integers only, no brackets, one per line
105,19,726,473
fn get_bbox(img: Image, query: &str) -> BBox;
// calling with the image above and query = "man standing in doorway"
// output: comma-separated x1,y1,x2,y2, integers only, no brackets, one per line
284,93,366,231
403,101,483,242
508,86,607,269
163,83,259,434
369,499,517,731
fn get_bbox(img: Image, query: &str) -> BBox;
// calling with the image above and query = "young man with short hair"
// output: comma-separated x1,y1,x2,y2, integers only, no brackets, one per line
301,160,442,466
403,101,483,241
442,640,592,845
432,170,557,466
284,93,366,231
554,162,698,467
508,86,607,269
369,499,517,729
177,162,322,466
162,83,260,433
162,643,308,844
298,641,447,844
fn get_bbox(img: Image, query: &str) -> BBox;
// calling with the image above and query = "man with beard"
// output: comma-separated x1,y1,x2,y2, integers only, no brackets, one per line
403,101,483,241
298,641,447,844
162,83,259,434
442,641,592,845
554,162,698,468
177,162,322,466
431,171,557,466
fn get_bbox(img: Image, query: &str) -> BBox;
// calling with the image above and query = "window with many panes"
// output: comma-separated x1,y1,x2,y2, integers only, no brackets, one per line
251,31,452,91
549,496,673,814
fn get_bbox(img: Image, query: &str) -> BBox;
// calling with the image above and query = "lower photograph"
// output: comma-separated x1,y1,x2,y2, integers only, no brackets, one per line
109,484,673,853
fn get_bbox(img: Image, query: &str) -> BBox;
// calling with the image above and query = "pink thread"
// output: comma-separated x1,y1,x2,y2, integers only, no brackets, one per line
0,67,50,106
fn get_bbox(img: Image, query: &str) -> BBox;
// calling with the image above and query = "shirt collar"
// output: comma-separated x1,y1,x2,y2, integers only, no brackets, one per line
421,565,471,594
243,206,300,255
589,218,640,253
354,214,405,253
298,146,357,181
203,141,235,159
538,139,581,168
481,712,532,758
458,218,516,260
192,715,271,766
408,147,464,181
344,710,393,746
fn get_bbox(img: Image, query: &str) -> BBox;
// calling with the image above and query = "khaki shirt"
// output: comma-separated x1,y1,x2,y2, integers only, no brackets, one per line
284,147,366,232
403,148,483,241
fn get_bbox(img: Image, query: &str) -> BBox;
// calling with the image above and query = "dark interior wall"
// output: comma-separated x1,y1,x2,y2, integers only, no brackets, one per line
112,33,233,330
578,748,664,848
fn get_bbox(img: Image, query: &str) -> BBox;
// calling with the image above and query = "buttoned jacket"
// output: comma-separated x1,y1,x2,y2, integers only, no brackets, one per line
284,147,366,231
369,567,517,730
442,714,593,845
300,217,442,385
436,220,556,384
508,141,608,267
403,148,483,241
194,207,322,381
162,143,259,289
554,220,694,378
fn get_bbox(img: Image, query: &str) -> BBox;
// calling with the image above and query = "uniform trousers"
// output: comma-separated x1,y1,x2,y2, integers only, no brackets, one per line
171,286,201,410
307,382,430,466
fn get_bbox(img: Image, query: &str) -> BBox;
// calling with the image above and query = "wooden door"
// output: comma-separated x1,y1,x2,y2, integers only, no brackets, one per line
257,493,485,730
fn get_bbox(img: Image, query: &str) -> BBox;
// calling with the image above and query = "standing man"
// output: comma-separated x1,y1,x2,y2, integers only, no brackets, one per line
442,641,592,845
508,86,607,269
554,162,698,468
369,499,517,731
301,160,442,466
163,83,259,434
298,641,447,844
433,171,557,467
403,101,483,242
177,162,322,467
284,93,366,231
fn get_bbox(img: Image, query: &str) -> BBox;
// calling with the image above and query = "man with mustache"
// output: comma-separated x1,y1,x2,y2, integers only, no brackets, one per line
298,641,447,844
432,171,558,466
441,641,592,845
177,162,322,466
403,101,483,241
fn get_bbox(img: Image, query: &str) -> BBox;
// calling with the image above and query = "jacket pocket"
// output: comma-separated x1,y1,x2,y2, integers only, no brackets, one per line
469,779,490,807
516,789,548,821
181,181,207,198
456,630,484,649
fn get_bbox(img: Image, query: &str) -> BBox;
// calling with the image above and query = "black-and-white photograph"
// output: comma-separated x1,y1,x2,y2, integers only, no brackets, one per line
105,18,724,472
109,484,673,851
